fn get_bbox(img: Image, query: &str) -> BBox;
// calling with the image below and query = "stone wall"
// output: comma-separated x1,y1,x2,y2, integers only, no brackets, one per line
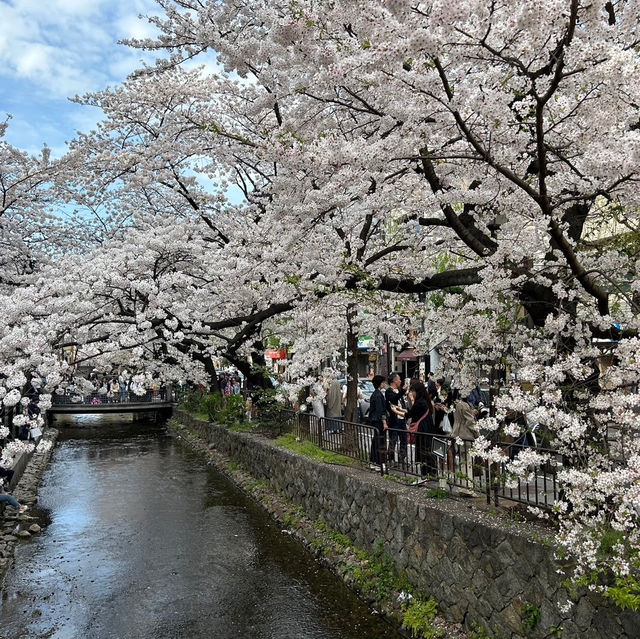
176,411,638,639
0,428,59,577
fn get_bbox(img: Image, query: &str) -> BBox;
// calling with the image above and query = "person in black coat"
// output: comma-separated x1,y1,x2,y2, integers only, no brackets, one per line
27,397,41,420
385,373,407,464
368,375,388,468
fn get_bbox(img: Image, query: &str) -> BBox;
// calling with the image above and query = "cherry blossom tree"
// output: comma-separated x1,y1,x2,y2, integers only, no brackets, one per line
0,119,57,290
4,0,638,610
109,0,640,608
0,118,87,429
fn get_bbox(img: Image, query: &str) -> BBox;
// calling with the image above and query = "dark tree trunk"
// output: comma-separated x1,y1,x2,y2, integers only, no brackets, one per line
344,306,359,423
343,305,361,455
224,339,274,390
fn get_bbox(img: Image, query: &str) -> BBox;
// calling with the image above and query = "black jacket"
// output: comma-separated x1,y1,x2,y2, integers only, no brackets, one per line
368,388,387,424
385,387,406,426
408,398,437,434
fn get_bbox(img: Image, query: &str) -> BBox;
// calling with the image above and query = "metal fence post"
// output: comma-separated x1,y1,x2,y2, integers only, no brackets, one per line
485,459,491,505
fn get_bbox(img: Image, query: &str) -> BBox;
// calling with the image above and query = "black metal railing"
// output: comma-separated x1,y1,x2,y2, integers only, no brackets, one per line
488,439,561,509
288,410,380,466
281,410,560,509
381,426,560,508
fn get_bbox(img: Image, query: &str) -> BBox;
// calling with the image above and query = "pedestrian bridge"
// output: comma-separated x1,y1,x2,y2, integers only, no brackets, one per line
48,392,176,419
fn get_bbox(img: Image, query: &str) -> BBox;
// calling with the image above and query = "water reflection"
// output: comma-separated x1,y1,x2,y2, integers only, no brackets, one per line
0,419,402,639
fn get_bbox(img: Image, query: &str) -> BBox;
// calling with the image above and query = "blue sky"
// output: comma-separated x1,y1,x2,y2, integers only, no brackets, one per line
0,0,161,156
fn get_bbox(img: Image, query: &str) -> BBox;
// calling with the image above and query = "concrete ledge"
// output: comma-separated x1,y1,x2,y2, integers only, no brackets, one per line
0,449,32,517
7,451,30,491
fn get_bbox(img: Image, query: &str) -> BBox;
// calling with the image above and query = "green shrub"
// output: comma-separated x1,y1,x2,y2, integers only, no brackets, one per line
327,530,352,550
402,597,441,638
180,389,224,421
470,624,491,639
180,388,206,414
370,541,397,601
605,575,640,611
216,393,245,425
253,387,286,435
182,390,247,425
201,392,224,421
522,603,541,631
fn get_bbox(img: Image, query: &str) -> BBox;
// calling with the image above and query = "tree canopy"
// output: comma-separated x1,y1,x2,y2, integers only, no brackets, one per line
1,0,640,610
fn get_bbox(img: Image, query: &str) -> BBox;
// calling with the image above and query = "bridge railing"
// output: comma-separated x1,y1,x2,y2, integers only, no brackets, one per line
51,389,175,406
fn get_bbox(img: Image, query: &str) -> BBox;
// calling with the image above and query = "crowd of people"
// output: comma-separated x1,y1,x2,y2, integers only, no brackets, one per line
217,372,243,396
57,372,168,404
312,371,488,484
85,373,158,403
366,373,478,478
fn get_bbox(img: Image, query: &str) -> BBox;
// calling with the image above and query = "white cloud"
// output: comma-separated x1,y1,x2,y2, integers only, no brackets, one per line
116,12,159,41
15,44,55,77
0,0,160,97
0,0,161,153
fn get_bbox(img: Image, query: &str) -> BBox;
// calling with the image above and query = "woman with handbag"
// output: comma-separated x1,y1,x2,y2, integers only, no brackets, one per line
393,382,436,481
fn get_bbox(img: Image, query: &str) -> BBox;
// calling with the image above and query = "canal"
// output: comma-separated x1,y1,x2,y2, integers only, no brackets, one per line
0,419,403,639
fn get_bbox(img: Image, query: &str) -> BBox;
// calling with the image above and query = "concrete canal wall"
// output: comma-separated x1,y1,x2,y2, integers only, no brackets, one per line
0,442,41,515
174,411,638,639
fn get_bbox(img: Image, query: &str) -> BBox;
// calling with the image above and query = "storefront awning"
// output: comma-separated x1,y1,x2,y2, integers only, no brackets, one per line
396,349,418,361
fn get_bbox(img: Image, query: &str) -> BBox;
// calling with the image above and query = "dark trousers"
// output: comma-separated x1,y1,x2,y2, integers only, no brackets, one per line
369,421,386,465
388,421,407,460
416,433,438,478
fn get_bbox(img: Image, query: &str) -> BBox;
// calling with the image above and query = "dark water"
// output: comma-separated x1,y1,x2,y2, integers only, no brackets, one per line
0,418,402,639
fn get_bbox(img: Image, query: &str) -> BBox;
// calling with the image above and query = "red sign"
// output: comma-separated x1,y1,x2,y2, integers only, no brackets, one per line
266,348,287,360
